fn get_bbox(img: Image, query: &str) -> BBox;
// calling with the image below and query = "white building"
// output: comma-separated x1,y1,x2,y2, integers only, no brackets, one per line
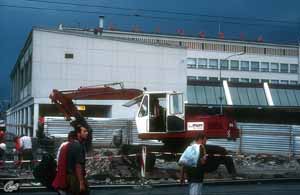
6,25,300,137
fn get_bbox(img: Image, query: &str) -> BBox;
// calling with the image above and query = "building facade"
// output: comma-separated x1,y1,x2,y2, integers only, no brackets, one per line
6,26,300,137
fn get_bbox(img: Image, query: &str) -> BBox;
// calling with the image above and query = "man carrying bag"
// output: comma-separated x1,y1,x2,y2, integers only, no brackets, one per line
179,134,207,195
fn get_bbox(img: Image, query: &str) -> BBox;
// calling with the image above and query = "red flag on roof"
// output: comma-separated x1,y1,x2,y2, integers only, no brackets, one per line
240,33,245,40
257,35,264,42
218,32,224,39
199,32,205,38
176,29,185,36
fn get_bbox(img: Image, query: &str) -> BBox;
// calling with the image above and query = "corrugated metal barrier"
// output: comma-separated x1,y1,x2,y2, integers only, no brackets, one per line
208,123,300,157
44,117,300,157
44,117,162,146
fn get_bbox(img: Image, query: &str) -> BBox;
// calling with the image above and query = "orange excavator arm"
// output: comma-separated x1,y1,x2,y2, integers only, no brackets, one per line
49,83,142,121
49,83,142,149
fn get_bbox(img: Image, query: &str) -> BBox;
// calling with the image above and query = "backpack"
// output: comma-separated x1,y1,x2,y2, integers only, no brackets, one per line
33,153,57,190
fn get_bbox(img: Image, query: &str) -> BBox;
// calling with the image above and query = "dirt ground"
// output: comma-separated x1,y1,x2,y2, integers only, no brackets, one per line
1,149,300,186
85,149,300,184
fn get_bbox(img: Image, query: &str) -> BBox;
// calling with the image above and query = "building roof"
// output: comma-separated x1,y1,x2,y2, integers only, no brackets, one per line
35,26,299,48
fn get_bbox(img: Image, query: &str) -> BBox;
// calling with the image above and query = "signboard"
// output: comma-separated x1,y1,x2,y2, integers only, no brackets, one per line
187,122,204,131
76,105,86,111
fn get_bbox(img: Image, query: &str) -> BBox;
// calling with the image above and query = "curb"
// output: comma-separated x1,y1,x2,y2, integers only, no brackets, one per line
1,177,300,192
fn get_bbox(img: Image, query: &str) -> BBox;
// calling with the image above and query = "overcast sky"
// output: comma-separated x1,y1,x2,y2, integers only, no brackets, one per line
0,0,300,101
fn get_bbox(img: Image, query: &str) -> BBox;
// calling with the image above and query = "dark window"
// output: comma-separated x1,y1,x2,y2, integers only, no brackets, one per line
230,60,239,70
208,59,218,69
280,63,288,73
187,58,197,69
240,78,249,83
198,58,207,69
250,62,259,71
251,79,260,83
198,76,207,80
290,64,298,73
220,60,229,70
280,80,288,85
209,77,218,81
230,78,239,83
260,62,269,72
65,53,74,59
241,61,249,71
261,79,269,83
187,76,197,81
271,63,279,72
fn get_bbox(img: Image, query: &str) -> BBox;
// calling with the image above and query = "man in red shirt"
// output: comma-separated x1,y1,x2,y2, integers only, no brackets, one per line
52,131,76,194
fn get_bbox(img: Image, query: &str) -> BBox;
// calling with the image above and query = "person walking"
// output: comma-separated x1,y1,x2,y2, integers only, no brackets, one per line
180,133,207,195
52,131,76,195
20,135,33,170
66,122,89,195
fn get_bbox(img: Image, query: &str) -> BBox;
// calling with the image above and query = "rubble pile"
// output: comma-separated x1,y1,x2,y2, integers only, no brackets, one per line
85,148,300,184
234,154,300,179
86,149,140,184
1,148,300,187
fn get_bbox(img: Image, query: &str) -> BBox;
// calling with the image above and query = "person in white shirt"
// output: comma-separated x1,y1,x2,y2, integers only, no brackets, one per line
20,135,33,170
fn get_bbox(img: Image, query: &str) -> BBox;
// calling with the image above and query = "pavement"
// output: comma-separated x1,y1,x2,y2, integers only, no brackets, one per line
1,179,300,194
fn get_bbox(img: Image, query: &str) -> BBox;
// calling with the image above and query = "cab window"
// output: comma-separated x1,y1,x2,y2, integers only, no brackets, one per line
138,96,148,117
169,94,183,114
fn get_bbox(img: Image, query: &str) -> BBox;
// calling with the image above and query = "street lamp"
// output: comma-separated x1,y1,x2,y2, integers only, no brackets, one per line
219,51,245,115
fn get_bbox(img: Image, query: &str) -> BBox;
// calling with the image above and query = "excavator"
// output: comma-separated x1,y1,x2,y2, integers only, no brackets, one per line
49,83,240,175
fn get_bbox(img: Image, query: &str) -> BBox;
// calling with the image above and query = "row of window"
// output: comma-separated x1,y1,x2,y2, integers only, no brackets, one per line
124,35,298,57
187,76,299,85
11,44,33,104
186,58,299,74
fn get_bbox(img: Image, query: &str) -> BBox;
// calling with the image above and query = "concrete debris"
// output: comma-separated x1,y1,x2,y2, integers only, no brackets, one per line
84,149,300,184
1,148,300,187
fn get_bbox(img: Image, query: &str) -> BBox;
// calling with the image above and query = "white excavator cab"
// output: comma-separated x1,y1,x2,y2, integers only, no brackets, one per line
135,91,185,134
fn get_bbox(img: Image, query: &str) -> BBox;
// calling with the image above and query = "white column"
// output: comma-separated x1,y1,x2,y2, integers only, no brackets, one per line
23,108,27,135
21,110,23,135
33,103,39,137
27,106,32,136
13,112,16,135
263,82,274,106
223,80,233,105
14,112,17,135
8,113,13,132
17,110,20,135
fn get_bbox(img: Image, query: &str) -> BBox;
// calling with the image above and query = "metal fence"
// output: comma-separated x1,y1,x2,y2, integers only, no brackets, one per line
44,117,162,146
208,123,300,157
44,117,300,157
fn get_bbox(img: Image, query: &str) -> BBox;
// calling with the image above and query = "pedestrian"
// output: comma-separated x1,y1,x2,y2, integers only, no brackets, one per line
56,131,76,161
66,122,89,195
202,144,238,179
0,129,5,142
180,133,207,195
13,136,21,162
0,130,6,164
0,142,6,161
20,135,33,170
52,131,76,195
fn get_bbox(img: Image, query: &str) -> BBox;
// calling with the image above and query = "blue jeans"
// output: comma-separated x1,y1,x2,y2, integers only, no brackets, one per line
189,183,203,195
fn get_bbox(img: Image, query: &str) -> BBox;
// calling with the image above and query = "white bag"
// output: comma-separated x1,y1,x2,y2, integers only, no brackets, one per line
178,144,200,167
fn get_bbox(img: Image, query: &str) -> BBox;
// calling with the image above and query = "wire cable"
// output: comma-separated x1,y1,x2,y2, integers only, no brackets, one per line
1,3,299,30
19,0,300,25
